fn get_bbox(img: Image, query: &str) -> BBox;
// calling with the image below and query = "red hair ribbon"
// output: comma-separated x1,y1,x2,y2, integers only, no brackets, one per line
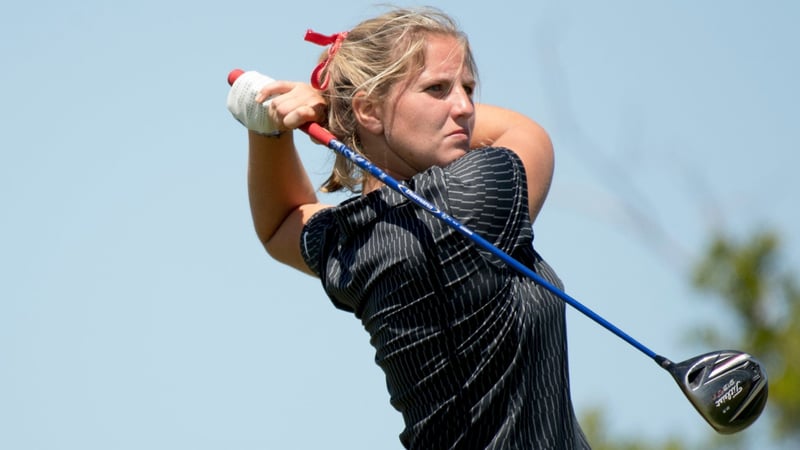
305,29,349,90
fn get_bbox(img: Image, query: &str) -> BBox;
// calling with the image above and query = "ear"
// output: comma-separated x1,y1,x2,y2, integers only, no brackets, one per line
352,92,383,134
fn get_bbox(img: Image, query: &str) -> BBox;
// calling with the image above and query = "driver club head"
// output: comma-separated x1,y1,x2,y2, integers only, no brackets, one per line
660,350,768,434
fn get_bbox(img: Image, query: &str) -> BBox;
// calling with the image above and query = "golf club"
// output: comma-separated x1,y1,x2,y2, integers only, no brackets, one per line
227,69,768,434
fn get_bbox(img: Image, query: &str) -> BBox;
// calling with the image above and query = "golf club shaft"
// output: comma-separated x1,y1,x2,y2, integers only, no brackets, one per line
309,122,776,434
301,122,661,361
228,70,662,362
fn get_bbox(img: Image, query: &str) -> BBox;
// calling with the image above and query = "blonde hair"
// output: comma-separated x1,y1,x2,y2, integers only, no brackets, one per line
315,7,478,193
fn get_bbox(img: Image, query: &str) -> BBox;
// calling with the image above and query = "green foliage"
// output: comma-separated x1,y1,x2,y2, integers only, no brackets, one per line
580,228,800,449
692,229,800,442
580,405,688,450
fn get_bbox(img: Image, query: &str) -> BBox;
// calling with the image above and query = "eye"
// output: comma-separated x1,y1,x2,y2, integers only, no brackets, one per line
425,83,446,94
463,84,475,97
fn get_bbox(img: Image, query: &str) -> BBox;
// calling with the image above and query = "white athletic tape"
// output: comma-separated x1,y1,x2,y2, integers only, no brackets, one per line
226,71,281,136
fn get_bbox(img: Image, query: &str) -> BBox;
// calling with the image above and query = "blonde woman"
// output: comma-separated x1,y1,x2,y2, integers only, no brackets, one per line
229,7,590,449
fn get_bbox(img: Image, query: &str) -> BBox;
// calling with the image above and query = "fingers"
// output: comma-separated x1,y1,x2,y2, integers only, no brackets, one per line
282,105,322,129
255,80,293,103
256,81,327,131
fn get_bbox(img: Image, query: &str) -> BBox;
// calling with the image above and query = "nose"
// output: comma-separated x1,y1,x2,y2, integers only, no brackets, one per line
450,85,474,118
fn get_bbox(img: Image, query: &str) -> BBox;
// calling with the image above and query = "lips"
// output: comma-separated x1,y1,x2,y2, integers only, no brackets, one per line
447,128,470,140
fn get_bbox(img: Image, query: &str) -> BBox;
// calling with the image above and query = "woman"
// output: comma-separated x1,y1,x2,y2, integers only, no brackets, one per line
228,7,590,449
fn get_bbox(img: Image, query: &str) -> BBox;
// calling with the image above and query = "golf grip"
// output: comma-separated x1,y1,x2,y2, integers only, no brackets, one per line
228,69,666,364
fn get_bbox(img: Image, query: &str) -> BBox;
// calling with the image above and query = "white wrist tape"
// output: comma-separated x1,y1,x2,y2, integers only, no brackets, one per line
226,71,281,136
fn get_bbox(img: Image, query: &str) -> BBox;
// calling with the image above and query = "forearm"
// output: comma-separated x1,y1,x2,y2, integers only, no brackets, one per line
247,130,319,250
471,104,540,148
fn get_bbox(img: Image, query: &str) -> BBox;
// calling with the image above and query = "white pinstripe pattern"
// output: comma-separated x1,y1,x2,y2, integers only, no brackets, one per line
301,148,591,449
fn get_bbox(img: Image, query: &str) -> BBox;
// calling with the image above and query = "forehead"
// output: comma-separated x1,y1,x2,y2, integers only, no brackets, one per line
419,34,473,78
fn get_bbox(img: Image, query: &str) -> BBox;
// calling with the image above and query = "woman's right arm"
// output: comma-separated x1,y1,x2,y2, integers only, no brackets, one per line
245,82,332,276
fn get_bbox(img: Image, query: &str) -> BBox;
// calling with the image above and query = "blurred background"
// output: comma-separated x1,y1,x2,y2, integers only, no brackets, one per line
2,1,798,449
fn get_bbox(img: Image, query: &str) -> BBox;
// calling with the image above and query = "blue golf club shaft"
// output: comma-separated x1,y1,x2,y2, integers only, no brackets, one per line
300,122,661,361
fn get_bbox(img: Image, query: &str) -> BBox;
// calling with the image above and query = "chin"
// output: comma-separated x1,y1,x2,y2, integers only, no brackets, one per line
438,149,468,167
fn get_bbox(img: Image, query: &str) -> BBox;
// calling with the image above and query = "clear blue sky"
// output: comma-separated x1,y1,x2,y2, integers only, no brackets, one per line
2,1,798,448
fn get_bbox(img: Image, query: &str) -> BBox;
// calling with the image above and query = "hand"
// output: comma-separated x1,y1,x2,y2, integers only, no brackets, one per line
256,81,327,132
227,71,326,136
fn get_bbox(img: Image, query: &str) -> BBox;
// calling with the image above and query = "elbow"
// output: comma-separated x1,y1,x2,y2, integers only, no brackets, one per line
262,235,283,260
259,225,318,277
252,205,308,264
254,225,281,259
250,203,327,276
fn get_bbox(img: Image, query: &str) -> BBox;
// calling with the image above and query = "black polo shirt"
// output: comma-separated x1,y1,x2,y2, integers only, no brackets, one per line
301,147,590,449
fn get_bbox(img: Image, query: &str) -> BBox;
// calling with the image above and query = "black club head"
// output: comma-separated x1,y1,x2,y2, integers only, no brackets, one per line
661,350,768,434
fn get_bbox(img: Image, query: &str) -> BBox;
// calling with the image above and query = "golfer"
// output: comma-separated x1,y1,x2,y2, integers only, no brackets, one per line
228,6,591,449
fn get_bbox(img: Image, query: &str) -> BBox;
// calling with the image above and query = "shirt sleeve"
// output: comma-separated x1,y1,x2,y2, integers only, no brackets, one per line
300,207,336,278
442,147,533,260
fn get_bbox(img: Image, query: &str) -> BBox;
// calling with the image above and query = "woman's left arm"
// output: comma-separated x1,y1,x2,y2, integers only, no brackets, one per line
470,103,554,221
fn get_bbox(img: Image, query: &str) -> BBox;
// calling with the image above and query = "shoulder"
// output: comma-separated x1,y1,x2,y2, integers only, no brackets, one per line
439,147,529,225
450,146,523,171
299,189,407,278
445,147,526,193
438,147,534,259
